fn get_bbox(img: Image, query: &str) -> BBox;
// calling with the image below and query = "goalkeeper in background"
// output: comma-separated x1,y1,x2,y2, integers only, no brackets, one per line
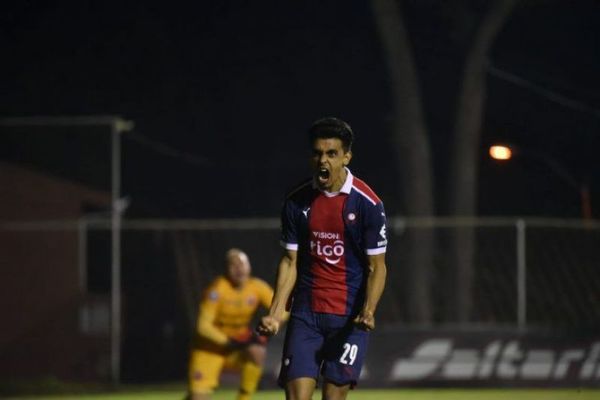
187,248,274,400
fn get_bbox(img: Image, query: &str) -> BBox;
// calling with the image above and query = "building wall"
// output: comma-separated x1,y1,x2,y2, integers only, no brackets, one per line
0,162,110,381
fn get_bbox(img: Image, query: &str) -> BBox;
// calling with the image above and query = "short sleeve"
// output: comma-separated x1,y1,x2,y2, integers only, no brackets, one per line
280,199,299,251
363,201,387,255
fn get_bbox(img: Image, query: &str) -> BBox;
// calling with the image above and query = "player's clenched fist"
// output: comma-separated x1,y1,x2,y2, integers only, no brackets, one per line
257,315,280,336
353,310,375,331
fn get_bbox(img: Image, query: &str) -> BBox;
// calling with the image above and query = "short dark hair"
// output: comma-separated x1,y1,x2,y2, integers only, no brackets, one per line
309,117,354,152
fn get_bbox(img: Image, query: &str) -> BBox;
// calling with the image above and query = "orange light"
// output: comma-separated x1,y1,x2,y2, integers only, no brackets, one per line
489,145,512,161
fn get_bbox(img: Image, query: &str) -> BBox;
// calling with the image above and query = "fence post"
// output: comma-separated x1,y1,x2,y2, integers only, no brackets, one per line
516,219,527,330
110,123,122,386
77,218,88,293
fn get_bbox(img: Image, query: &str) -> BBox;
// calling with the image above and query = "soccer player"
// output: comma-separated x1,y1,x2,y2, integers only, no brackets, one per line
257,117,388,400
188,248,274,400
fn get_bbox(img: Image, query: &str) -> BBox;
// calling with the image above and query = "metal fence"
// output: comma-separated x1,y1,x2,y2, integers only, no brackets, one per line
4,216,600,328
2,217,600,382
385,217,600,329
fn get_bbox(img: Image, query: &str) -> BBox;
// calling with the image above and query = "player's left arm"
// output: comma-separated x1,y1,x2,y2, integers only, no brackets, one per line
354,198,388,331
354,252,387,331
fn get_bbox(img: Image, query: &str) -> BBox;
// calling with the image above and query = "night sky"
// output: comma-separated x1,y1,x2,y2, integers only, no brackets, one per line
1,0,599,218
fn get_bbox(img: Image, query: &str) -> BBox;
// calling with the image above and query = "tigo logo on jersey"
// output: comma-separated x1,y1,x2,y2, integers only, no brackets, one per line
311,231,345,264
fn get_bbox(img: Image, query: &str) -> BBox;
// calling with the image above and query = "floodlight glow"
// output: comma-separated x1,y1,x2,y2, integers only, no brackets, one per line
489,145,512,161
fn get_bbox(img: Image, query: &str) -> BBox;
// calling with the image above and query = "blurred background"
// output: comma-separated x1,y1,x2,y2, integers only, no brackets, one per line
1,0,599,393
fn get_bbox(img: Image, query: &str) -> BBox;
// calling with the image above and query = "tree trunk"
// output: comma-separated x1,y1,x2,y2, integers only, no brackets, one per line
449,0,517,322
371,0,435,324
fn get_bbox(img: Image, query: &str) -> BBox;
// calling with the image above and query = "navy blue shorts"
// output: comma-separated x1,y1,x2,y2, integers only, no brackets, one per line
278,311,369,388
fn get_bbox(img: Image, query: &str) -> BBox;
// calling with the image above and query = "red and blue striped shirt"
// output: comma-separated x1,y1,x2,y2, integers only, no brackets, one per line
280,169,387,316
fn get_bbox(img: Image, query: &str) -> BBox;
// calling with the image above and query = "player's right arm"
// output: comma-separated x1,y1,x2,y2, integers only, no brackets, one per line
196,289,229,346
197,286,254,349
257,248,297,336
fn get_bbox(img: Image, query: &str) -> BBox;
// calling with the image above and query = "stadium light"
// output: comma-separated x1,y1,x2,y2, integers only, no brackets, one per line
489,144,513,161
488,143,591,219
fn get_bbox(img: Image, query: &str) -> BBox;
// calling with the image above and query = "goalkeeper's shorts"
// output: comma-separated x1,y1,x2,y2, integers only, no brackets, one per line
189,348,244,393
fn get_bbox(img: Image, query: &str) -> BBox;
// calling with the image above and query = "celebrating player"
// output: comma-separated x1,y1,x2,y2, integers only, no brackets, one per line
188,248,273,400
257,117,388,400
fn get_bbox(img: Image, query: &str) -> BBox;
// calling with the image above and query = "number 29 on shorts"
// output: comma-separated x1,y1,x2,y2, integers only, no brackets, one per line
339,343,358,365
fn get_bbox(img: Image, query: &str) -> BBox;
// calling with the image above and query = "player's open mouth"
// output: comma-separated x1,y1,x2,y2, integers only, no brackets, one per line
317,168,330,184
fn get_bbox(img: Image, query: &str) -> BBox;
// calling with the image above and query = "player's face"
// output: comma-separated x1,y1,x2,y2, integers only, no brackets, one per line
226,253,251,288
311,138,352,192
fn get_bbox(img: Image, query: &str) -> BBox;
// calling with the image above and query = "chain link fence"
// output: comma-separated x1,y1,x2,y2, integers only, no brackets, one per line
2,217,599,381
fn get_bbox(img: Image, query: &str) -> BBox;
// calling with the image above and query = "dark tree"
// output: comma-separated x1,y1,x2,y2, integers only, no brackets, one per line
372,0,516,323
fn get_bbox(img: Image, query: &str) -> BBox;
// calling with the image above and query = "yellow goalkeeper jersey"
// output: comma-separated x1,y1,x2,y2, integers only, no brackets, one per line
196,276,273,346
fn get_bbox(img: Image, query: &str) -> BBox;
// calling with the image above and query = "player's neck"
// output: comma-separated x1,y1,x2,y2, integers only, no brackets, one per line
226,277,247,290
326,169,347,194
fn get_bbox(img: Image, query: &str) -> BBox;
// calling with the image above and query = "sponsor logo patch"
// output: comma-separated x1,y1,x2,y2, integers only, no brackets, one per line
311,231,344,264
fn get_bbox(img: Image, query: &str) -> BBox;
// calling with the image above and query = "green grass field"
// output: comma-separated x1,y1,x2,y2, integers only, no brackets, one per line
6,388,600,400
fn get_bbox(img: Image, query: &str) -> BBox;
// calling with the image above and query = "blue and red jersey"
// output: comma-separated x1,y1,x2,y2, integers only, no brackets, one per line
280,169,387,317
